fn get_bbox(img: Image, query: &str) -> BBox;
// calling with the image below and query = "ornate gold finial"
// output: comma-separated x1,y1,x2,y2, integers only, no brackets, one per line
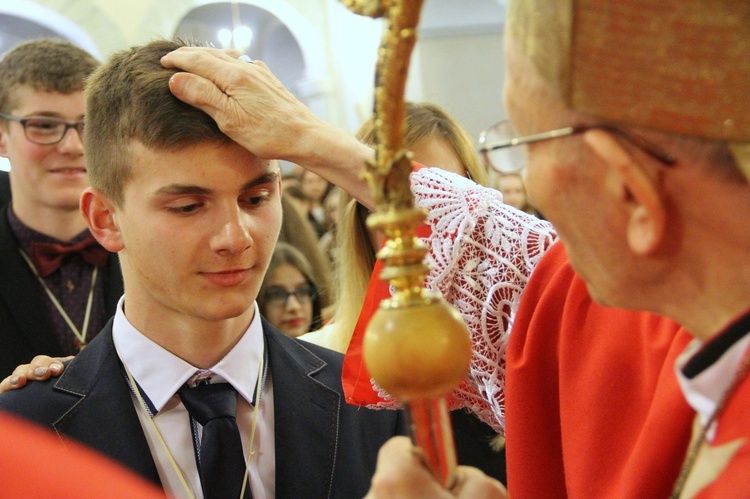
729,142,750,183
340,0,472,488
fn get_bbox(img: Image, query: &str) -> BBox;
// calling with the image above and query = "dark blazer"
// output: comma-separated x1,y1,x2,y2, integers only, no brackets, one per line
0,170,9,207
0,204,123,376
0,318,407,498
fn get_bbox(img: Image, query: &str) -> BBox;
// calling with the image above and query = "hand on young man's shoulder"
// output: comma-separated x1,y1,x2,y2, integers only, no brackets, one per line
0,355,70,394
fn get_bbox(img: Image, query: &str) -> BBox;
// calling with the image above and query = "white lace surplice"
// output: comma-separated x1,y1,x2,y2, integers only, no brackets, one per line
370,168,557,434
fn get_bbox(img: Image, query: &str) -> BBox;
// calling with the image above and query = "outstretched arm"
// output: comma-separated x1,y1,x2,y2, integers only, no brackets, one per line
161,48,376,209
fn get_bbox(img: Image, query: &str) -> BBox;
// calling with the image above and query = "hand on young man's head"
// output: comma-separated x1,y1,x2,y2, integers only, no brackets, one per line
160,47,376,209
162,48,318,161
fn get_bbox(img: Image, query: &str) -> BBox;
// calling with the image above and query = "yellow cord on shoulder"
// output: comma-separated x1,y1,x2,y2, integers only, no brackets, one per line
240,351,264,497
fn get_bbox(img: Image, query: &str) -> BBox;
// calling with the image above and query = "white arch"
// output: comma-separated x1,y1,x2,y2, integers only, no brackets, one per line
189,0,326,81
0,0,101,59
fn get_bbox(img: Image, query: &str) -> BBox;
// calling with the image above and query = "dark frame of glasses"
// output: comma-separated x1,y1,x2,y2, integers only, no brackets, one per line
0,112,85,145
479,121,677,173
262,285,317,307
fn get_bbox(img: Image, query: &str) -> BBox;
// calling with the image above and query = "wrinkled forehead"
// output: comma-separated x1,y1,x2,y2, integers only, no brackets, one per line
507,0,750,143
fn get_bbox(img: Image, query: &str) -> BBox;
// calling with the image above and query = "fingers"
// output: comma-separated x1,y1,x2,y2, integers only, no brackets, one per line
163,47,262,135
450,466,508,498
0,374,26,393
161,47,267,82
366,437,507,499
0,355,69,394
160,44,367,195
168,72,230,116
161,46,244,70
162,45,318,163
366,437,452,498
25,355,69,380
163,47,265,114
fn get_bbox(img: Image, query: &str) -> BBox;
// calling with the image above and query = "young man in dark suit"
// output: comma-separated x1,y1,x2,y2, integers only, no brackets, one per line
0,40,405,498
0,40,123,377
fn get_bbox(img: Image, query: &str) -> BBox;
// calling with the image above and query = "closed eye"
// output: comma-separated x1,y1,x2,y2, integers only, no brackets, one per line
241,190,272,207
167,203,203,214
27,120,61,132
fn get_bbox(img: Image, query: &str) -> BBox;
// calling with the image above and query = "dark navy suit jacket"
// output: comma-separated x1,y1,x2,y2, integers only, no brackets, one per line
0,170,9,206
0,317,407,498
0,204,123,376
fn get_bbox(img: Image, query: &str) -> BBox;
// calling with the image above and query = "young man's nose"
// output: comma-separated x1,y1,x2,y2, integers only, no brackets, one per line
56,126,84,154
210,211,252,254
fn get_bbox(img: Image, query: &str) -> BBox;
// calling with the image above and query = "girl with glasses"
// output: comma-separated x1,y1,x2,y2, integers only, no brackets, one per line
257,242,323,338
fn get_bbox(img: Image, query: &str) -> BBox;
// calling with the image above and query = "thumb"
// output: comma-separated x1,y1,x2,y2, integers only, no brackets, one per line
450,466,508,498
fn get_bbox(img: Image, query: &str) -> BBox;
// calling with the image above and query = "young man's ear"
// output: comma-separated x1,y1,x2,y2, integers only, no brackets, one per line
80,188,124,252
583,129,667,255
0,125,10,158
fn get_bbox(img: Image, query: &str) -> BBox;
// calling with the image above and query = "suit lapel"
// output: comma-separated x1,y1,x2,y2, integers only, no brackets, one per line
51,322,161,486
265,320,341,499
0,207,61,355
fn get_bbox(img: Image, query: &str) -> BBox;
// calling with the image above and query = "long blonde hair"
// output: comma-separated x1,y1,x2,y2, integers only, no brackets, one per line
325,102,490,352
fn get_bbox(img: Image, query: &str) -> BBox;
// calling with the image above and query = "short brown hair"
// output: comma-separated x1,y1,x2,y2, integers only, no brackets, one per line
0,38,98,115
84,40,231,206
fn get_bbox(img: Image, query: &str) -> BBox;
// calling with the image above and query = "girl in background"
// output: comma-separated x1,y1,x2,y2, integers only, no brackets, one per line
258,242,324,338
495,172,540,217
300,169,333,238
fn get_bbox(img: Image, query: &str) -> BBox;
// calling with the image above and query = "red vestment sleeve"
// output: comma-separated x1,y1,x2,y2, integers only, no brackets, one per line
0,411,164,497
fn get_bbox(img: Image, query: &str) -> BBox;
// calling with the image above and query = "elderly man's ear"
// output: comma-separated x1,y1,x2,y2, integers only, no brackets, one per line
584,130,667,256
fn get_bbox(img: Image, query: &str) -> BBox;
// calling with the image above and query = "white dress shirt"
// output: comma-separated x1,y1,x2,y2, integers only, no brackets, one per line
112,297,276,498
676,332,750,441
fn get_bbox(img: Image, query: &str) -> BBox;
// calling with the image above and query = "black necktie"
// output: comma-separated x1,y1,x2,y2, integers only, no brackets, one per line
178,382,249,499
